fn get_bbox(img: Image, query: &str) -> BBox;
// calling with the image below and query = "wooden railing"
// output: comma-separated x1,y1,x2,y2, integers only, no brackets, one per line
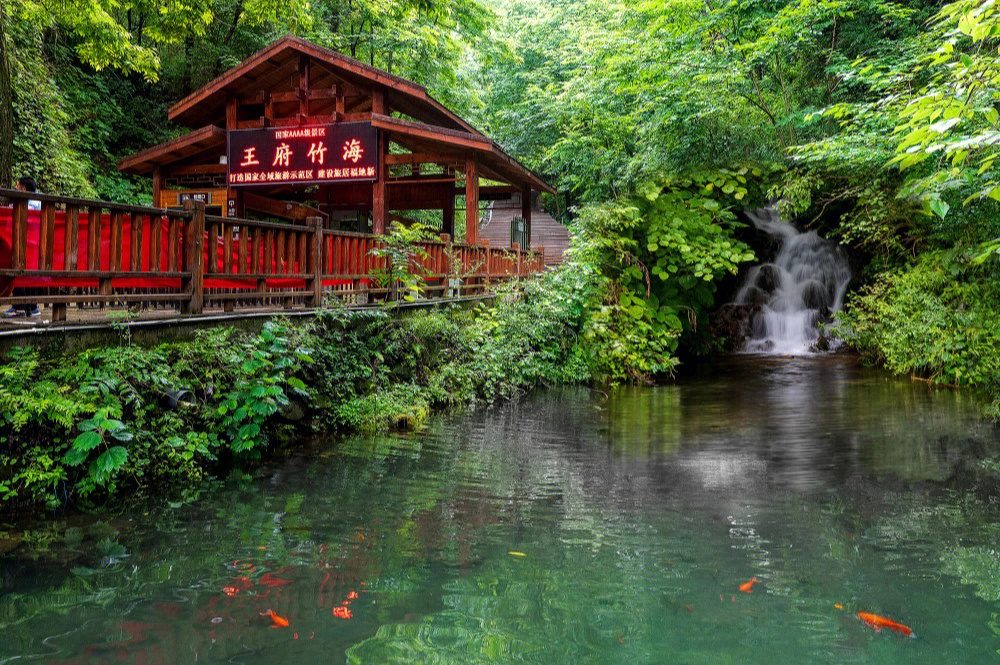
0,189,543,321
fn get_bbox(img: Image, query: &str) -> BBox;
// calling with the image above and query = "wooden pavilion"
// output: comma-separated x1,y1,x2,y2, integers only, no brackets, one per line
118,35,554,248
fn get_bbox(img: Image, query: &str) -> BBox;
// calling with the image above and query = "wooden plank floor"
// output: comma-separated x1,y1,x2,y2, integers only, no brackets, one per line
480,194,569,266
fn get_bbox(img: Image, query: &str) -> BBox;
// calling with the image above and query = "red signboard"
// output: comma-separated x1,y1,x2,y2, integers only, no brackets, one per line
227,122,378,187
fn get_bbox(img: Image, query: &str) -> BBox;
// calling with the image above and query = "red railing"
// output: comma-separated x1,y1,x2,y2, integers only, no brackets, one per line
0,189,543,321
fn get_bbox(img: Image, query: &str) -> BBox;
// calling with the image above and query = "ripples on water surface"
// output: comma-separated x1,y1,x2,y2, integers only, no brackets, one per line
2,356,1000,664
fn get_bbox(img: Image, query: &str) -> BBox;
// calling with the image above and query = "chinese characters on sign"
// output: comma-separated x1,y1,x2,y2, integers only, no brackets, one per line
227,122,378,187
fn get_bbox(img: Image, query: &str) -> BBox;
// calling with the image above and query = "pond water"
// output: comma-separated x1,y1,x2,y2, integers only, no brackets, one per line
3,356,1000,664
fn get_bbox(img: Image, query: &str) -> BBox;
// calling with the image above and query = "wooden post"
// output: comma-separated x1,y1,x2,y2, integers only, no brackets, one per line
513,242,521,277
371,89,385,115
308,216,323,308
181,200,205,315
263,92,274,127
109,211,123,271
222,222,234,313
521,186,532,249
440,233,451,298
371,90,387,236
226,96,238,130
482,237,491,289
10,199,26,269
88,206,102,271
298,54,310,122
442,193,454,238
52,203,78,322
335,86,345,119
372,129,387,235
465,159,478,245
64,205,79,271
152,167,163,209
39,202,55,269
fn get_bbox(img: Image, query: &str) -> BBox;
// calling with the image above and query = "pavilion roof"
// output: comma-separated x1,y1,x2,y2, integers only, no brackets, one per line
119,36,553,194
118,125,226,176
168,35,478,134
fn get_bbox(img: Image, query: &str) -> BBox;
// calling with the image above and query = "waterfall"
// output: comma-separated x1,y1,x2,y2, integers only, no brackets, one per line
732,207,851,355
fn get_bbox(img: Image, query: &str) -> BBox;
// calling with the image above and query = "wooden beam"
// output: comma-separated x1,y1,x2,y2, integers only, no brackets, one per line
242,191,323,221
371,114,491,151
388,175,458,185
165,163,227,177
385,152,462,166
237,91,267,106
236,113,370,130
453,184,518,199
465,159,478,245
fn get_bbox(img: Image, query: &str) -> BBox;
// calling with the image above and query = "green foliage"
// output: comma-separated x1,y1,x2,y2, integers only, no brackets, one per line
61,409,132,495
838,250,1000,415
568,169,759,374
0,347,93,430
209,323,309,453
370,221,436,302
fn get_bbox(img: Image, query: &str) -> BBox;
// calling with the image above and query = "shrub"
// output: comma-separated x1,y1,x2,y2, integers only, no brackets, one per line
839,249,1000,415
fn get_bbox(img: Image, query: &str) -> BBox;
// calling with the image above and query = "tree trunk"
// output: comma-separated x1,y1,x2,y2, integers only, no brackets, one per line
224,2,244,45
0,3,13,189
182,34,194,94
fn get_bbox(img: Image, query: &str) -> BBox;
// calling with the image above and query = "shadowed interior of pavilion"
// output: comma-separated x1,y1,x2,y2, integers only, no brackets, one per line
0,36,555,327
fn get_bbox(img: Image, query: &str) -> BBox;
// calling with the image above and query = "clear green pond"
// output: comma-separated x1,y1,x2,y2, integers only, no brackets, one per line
3,356,1000,664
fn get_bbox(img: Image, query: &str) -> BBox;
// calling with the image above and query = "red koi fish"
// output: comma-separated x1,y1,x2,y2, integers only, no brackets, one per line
262,609,289,628
857,612,913,637
259,572,292,587
739,577,760,593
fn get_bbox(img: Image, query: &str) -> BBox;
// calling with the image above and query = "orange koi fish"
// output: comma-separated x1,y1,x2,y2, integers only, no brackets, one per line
262,610,289,628
333,606,353,620
222,576,253,596
857,612,913,637
739,577,760,593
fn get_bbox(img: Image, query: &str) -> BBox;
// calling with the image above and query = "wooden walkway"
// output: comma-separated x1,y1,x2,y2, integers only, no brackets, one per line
481,193,569,266
0,188,544,330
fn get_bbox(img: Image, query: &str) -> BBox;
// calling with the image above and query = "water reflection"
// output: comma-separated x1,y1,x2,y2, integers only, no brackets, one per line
1,356,998,665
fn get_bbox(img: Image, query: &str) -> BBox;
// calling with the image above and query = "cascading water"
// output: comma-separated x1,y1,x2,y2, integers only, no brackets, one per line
732,207,851,355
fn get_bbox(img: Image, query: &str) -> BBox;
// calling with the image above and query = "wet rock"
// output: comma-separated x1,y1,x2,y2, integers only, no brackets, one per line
0,534,22,555
281,399,307,422
709,303,759,352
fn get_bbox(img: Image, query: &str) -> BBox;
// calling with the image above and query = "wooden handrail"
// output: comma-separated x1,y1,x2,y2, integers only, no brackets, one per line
1,192,544,322
0,188,192,218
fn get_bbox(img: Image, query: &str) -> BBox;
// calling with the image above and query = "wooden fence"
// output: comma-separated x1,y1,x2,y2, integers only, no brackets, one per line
0,188,544,321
